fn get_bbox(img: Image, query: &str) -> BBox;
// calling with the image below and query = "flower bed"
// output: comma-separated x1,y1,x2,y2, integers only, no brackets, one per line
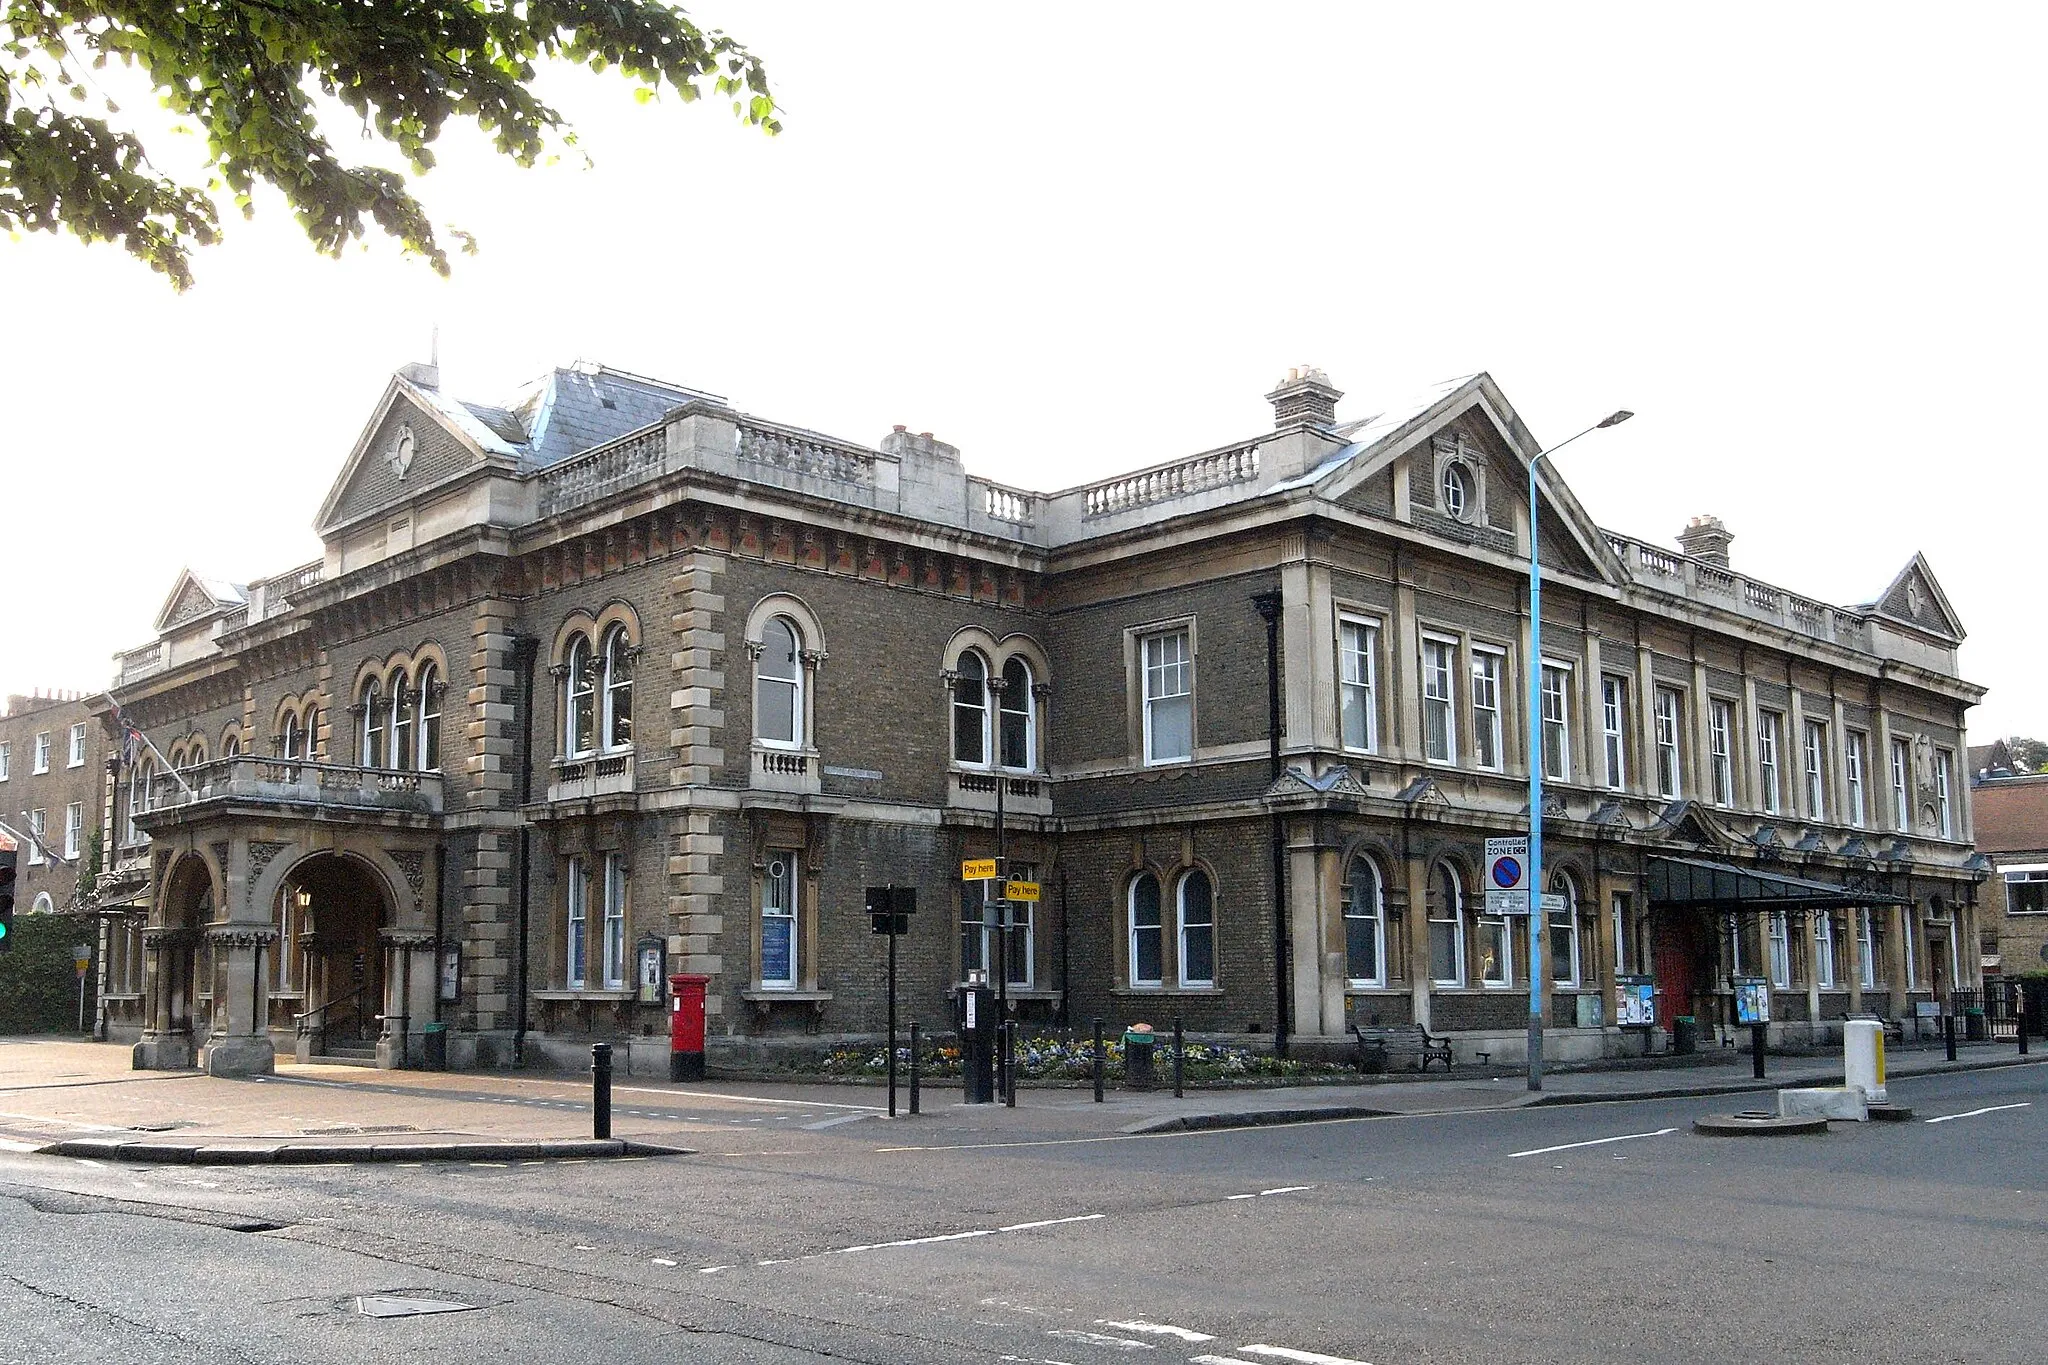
816,1035,1351,1084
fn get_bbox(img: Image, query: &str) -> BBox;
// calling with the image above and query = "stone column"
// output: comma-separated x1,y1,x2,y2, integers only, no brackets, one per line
668,550,730,1029
1405,850,1432,1031
1800,908,1823,1043
1846,910,1864,1015
1284,819,1325,1039
200,926,278,1077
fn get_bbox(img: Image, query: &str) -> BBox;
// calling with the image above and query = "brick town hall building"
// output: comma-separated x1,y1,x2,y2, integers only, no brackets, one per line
91,360,1987,1075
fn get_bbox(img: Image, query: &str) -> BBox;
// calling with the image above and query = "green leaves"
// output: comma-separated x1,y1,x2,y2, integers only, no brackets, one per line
0,1,780,288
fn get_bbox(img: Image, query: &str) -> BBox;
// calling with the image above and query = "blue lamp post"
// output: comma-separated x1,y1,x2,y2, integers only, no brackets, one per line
1526,408,1633,1092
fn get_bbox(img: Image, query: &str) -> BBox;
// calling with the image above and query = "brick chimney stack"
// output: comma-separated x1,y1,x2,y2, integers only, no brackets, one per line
1264,365,1343,430
1677,515,1733,568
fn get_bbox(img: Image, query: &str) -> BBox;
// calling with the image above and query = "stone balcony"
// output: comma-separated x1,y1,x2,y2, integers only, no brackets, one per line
946,768,1054,819
135,757,443,831
546,750,635,805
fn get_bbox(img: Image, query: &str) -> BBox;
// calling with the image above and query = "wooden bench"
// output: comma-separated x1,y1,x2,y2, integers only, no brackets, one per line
1350,1019,1454,1073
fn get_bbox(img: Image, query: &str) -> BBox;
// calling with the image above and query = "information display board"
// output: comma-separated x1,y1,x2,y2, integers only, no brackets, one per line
1616,974,1656,1027
1733,975,1771,1025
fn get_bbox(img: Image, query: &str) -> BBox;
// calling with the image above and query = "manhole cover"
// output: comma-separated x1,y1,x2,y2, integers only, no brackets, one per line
128,1122,194,1132
355,1295,478,1319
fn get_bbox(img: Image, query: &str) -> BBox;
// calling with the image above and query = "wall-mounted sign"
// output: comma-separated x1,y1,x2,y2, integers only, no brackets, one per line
1616,974,1656,1026
1734,976,1771,1025
961,859,999,882
438,944,460,1003
1484,837,1528,915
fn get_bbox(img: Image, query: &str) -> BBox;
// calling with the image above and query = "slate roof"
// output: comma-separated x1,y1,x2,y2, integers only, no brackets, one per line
500,363,722,470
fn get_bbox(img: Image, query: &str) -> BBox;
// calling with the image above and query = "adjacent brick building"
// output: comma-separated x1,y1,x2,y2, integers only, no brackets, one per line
94,359,1989,1075
0,692,106,916
1968,771,2048,980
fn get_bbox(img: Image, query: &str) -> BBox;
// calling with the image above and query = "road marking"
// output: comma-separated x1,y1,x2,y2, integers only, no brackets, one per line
1509,1127,1677,1159
749,1213,1103,1269
614,1085,884,1112
698,1266,729,1274
801,1113,873,1131
651,1258,677,1266
1001,1214,1106,1233
1190,1357,1262,1365
1239,1345,1375,1365
1046,1328,1155,1350
1259,1185,1316,1196
0,1137,41,1152
1925,1102,2031,1124
1098,1319,1215,1342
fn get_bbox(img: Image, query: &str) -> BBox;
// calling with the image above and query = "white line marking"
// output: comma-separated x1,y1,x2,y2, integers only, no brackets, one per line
1259,1185,1316,1196
650,1258,677,1266
70,1158,104,1168
1225,1193,1256,1201
1239,1345,1375,1365
1046,1328,1155,1350
1509,1127,1677,1159
800,1113,873,1131
613,1085,883,1112
1000,1214,1106,1233
1190,1356,1262,1365
0,1137,40,1152
698,1266,729,1274
1098,1319,1215,1343
1926,1102,2031,1124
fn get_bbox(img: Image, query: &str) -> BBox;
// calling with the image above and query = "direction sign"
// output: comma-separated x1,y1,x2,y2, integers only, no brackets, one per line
961,858,999,881
1003,880,1040,903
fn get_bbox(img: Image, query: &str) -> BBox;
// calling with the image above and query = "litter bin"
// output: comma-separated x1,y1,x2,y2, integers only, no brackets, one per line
1124,1024,1157,1091
1672,1015,1698,1056
1964,1007,1986,1042
421,1021,447,1071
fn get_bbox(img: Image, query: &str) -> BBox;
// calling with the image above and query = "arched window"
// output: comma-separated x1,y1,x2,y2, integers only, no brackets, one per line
999,657,1034,770
360,678,384,767
281,709,302,762
125,758,155,846
184,741,205,769
601,626,634,751
755,616,804,748
1128,873,1163,988
223,731,241,759
1429,862,1466,986
565,634,597,757
1345,855,1386,987
1441,461,1472,518
1477,870,1512,988
1549,870,1581,986
304,706,318,761
416,664,441,771
1177,869,1215,988
390,671,416,773
952,651,989,765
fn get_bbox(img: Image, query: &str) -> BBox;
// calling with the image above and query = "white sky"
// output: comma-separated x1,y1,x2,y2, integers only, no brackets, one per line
1,3,2039,736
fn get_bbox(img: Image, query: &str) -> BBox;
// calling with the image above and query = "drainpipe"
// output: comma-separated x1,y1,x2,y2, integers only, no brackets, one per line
1252,589,1289,1058
512,634,539,1067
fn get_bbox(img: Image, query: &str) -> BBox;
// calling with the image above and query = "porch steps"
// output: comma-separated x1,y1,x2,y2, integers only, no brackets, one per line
312,1046,378,1068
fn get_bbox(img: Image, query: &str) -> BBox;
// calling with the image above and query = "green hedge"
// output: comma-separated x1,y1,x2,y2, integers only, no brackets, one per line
0,914,91,1034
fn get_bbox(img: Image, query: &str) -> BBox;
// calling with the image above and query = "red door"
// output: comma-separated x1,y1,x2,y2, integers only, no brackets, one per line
1652,910,1699,1024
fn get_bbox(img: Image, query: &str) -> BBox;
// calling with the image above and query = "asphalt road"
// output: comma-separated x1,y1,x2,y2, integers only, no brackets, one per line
2,1063,2042,1364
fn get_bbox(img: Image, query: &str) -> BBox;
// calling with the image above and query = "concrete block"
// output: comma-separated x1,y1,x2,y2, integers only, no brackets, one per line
1778,1087,1868,1122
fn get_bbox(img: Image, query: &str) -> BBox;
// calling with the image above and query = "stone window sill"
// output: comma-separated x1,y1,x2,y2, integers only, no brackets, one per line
739,988,833,1003
1110,986,1224,997
533,989,634,1002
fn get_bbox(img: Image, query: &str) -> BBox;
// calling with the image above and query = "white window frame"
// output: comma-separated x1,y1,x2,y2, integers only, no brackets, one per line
1758,710,1783,815
1477,902,1513,988
26,809,45,865
1601,677,1626,791
1422,635,1459,766
1127,873,1164,988
754,617,806,751
601,625,634,754
2005,868,2048,916
1471,646,1504,773
1845,731,1868,829
1428,864,1466,987
1548,872,1581,987
1440,461,1472,518
1813,912,1837,989
951,649,991,767
1709,698,1735,807
565,856,588,989
1890,738,1910,833
1653,687,1683,799
1727,915,1746,976
1344,855,1386,988
32,731,50,774
1612,893,1631,975
67,723,86,768
1338,616,1379,755
1934,749,1953,838
0,740,9,781
1803,720,1828,822
1540,660,1572,783
1857,909,1877,988
1176,869,1215,989
64,802,81,860
602,853,627,989
1140,627,1194,766
760,852,799,989
1768,912,1791,988
360,679,384,768
997,656,1036,772
1903,909,1917,990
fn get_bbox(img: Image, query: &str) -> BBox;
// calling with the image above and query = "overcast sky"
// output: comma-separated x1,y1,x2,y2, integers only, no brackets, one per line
1,3,2038,736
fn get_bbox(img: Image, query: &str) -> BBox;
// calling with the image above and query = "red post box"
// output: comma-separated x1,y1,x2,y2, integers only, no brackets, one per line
669,973,710,1082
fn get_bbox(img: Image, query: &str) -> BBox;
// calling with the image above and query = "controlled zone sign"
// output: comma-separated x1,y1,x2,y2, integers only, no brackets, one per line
1484,836,1528,915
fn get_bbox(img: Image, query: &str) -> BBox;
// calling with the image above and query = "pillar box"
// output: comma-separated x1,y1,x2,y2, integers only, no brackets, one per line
669,973,710,1082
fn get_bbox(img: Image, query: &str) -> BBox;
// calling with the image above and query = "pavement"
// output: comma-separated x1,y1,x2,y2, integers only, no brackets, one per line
0,1033,2036,1163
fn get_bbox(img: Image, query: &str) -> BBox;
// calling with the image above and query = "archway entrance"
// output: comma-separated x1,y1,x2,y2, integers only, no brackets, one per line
132,854,214,1070
287,855,390,1057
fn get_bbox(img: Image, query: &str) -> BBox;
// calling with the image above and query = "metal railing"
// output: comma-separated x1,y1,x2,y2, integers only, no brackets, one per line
294,983,371,1042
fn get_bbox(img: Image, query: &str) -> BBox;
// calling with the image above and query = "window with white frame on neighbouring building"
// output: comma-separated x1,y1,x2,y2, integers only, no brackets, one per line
64,802,81,860
1709,698,1735,807
1345,855,1385,987
32,731,49,774
1726,914,1746,976
564,856,588,989
1890,738,1911,832
1654,687,1683,799
952,650,990,766
755,617,805,749
1934,749,1954,838
68,723,86,767
1549,870,1580,986
1430,862,1466,986
1471,648,1503,771
0,740,9,780
1128,872,1164,987
1612,892,1633,975
1803,720,1828,821
1423,637,1458,765
1813,912,1837,989
1541,663,1571,782
602,853,627,989
1758,710,1783,815
1845,730,1868,828
1176,869,1215,988
1601,676,1627,790
27,809,45,864
760,852,799,988
1768,912,1791,987
2006,868,2048,915
961,863,1035,988
998,658,1035,770
1857,909,1877,988
1338,617,1378,754
1477,895,1511,988
1141,628,1193,765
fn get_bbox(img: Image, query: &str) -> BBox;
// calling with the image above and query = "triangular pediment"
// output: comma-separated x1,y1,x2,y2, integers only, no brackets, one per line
1652,799,1730,849
315,376,522,537
1869,553,1964,642
1317,373,1625,586
152,568,242,632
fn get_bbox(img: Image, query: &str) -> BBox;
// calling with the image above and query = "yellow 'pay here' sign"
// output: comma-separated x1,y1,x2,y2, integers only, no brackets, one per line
1003,880,1040,902
961,858,999,881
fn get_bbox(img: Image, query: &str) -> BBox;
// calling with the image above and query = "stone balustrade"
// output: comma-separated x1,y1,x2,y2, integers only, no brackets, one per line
1603,532,1869,649
1081,442,1262,517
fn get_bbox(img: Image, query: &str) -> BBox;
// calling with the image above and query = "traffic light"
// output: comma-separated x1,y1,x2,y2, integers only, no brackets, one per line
0,847,15,953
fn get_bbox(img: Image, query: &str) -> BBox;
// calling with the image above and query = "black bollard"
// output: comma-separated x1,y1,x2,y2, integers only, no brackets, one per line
1173,1014,1184,1099
910,1021,922,1114
2019,996,2030,1057
1005,1021,1018,1108
1750,1023,1767,1080
1092,1017,1105,1103
1944,1012,1957,1062
591,1042,613,1140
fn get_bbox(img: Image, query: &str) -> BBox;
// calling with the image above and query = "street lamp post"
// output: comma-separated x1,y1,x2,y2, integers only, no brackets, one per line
1526,408,1632,1092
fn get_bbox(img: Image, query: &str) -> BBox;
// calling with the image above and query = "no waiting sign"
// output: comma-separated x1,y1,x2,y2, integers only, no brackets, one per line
1484,837,1528,893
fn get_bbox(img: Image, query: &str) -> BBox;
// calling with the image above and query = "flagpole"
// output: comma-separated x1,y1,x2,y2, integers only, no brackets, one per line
0,815,76,866
97,691,196,797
